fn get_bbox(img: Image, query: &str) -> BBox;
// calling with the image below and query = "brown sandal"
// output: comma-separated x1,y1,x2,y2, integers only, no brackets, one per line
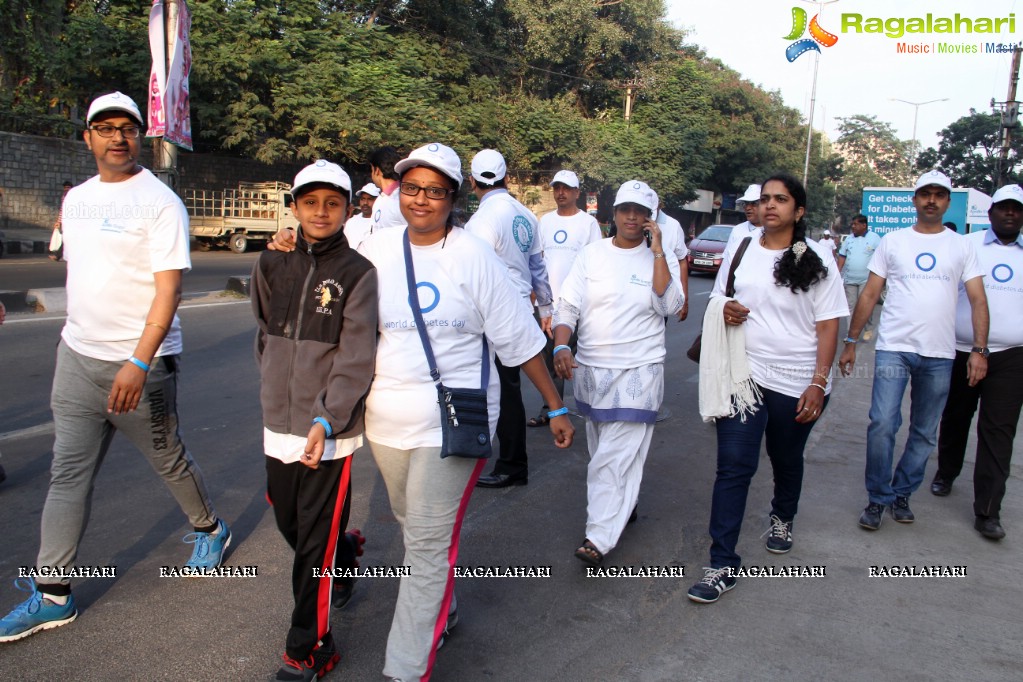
574,539,603,566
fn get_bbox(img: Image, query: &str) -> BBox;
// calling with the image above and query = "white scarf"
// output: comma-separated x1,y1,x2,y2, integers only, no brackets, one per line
698,296,762,423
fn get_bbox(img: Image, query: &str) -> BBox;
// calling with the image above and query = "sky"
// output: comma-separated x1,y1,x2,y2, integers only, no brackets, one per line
665,0,1021,152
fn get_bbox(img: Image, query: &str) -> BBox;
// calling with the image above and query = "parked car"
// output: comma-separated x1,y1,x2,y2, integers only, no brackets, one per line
686,224,734,274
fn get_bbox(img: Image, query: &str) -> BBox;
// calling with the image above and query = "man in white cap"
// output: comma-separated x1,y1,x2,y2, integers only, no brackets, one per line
466,149,554,488
344,182,381,250
725,183,763,250
527,170,603,427
933,183,1023,540
840,170,989,531
0,92,229,643
818,229,836,256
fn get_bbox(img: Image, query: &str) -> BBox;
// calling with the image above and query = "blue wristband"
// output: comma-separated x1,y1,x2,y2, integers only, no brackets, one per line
547,407,569,418
312,417,332,437
128,356,150,372
553,345,571,356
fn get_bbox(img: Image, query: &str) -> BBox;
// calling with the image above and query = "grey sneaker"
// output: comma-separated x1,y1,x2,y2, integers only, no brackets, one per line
764,514,793,554
891,496,915,523
859,503,885,530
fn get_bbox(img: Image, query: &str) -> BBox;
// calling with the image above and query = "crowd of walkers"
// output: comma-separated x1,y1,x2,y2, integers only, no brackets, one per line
2,91,1021,682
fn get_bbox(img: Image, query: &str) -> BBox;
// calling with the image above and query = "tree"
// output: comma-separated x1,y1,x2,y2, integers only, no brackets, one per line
916,109,1023,193
831,114,913,229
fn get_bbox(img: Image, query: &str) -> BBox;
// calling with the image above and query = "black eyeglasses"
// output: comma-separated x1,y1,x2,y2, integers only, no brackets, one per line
89,124,141,139
399,182,454,200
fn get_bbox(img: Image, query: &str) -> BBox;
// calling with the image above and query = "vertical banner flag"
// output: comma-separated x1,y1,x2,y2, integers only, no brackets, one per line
147,0,193,150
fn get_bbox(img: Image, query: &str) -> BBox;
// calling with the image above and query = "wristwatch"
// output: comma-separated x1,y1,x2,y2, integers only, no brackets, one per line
842,336,858,344
971,346,990,358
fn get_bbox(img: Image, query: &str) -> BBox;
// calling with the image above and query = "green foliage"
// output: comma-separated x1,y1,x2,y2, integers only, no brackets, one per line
916,109,1022,194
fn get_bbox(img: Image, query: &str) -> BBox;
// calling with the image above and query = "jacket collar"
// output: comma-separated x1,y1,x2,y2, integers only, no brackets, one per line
296,225,350,257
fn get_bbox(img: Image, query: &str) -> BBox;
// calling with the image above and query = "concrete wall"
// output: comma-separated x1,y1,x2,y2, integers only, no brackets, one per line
0,131,306,231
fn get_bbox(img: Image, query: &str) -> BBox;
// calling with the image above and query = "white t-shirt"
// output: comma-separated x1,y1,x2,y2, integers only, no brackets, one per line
558,239,683,369
61,168,190,361
870,227,983,358
726,220,762,251
955,230,1023,353
359,228,546,450
657,211,690,262
263,428,360,464
818,236,837,254
538,210,602,303
344,214,374,251
465,189,541,301
371,189,406,231
713,238,848,398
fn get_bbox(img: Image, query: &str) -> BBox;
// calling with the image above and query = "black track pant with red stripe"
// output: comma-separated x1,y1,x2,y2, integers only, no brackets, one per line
266,455,352,660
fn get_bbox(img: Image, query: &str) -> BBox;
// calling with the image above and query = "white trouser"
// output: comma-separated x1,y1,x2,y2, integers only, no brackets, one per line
584,420,654,554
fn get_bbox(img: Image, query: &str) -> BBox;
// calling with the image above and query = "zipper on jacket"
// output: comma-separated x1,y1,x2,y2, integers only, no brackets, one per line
285,243,318,435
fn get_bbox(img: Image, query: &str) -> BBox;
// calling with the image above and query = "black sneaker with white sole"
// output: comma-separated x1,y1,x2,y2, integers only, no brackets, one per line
764,514,793,554
687,567,736,604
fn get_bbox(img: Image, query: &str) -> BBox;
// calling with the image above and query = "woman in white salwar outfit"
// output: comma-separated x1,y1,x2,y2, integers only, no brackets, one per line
553,180,684,566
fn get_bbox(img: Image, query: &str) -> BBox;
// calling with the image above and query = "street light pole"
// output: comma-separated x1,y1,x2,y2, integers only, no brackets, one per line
890,97,949,171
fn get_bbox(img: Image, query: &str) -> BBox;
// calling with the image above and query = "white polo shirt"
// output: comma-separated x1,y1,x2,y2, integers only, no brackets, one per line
955,230,1023,353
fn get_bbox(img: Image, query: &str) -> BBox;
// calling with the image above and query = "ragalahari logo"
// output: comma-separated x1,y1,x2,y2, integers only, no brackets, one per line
784,5,839,62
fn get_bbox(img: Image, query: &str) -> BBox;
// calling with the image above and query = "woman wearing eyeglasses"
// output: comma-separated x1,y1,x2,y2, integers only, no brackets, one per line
358,143,573,682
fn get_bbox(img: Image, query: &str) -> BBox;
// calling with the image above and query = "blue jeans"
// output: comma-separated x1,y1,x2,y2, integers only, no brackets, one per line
865,350,953,505
708,386,827,569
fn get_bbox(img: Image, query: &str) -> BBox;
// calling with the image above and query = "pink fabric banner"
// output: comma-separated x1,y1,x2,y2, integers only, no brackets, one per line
147,0,193,150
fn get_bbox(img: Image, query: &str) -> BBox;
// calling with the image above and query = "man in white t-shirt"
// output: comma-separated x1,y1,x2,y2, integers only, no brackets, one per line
839,170,989,531
725,184,763,250
527,169,602,426
653,193,690,321
369,146,406,232
465,149,553,488
0,92,229,644
818,230,837,256
343,182,380,250
934,184,1023,540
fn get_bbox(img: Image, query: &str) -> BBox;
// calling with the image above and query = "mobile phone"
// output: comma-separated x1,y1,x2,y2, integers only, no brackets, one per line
643,229,651,247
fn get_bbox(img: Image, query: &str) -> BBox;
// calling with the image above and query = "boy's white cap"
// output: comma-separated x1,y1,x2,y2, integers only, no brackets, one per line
471,149,507,183
356,183,381,198
292,160,352,197
914,170,953,193
739,184,762,203
613,180,657,213
550,170,580,188
87,91,143,125
991,184,1023,206
823,229,831,236
394,143,463,187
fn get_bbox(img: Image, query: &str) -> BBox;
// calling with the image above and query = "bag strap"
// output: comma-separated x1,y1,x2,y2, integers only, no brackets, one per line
402,229,489,390
725,236,753,298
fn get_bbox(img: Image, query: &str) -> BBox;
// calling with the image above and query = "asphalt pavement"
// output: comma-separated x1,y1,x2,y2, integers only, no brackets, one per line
0,275,1020,681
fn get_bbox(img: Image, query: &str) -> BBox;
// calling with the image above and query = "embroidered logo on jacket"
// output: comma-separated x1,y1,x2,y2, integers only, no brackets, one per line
315,279,343,316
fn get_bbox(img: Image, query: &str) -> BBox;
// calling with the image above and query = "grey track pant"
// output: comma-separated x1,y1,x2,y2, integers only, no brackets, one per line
36,341,218,586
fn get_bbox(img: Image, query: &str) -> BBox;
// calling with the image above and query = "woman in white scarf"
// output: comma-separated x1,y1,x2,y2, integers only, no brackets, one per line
552,180,684,566
688,173,848,604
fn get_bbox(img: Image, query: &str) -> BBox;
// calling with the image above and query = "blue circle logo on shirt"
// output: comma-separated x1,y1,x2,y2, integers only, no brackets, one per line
915,253,936,272
553,229,568,244
992,263,1014,283
412,281,440,314
374,209,382,222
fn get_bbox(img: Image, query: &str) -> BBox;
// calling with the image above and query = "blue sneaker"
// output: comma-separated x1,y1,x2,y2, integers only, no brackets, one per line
0,579,77,642
183,519,232,572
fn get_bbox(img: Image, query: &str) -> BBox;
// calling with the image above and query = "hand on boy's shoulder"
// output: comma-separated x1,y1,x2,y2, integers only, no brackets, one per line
267,227,297,252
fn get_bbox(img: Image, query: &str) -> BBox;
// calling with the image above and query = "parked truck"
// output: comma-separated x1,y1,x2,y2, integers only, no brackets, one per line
184,181,298,253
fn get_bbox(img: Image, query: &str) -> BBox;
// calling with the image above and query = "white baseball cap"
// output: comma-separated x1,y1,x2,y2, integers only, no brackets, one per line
823,230,831,236
356,183,381,198
394,143,463,187
991,184,1023,206
291,160,353,198
915,170,953,193
87,91,144,126
739,184,762,203
613,180,657,213
471,149,507,183
550,170,580,188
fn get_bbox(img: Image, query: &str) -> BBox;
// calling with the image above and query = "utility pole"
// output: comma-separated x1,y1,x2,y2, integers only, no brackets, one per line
994,46,1021,189
620,77,644,127
152,0,179,192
